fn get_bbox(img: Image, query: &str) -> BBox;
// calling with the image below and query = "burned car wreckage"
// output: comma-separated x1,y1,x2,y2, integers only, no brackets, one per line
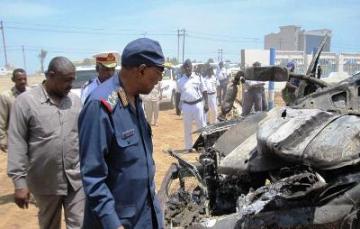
158,36,360,228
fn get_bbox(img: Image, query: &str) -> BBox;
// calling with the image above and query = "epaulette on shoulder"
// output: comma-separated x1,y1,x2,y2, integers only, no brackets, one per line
117,87,129,107
100,90,119,113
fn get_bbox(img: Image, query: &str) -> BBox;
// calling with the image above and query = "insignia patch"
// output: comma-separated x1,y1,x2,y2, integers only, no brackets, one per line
100,90,119,112
121,129,135,139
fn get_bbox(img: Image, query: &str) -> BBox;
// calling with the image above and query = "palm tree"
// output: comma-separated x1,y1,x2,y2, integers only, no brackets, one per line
38,49,47,73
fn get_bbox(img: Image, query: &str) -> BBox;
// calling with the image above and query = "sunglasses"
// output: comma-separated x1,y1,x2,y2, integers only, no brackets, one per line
145,65,164,73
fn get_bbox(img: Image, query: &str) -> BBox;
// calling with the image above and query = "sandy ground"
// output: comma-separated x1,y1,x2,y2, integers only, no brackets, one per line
0,75,284,228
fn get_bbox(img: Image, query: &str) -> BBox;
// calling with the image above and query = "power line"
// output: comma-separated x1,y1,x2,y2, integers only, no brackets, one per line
6,47,99,54
188,30,260,41
187,34,261,44
5,21,359,51
5,21,260,44
6,21,138,32
3,21,360,68
5,22,176,35
5,23,178,37
6,26,144,36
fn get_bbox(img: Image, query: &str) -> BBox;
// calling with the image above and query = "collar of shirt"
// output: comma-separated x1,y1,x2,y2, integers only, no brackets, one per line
39,82,70,106
11,86,22,97
95,77,101,85
39,83,51,104
11,86,30,96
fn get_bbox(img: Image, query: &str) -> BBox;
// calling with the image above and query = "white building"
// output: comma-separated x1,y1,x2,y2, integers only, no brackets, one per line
241,49,359,77
264,25,332,54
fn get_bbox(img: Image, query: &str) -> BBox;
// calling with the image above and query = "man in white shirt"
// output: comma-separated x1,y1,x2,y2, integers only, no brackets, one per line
177,59,208,150
142,81,162,126
204,66,218,124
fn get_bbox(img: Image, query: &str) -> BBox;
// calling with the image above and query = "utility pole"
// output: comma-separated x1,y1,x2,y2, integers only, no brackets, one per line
177,29,180,64
182,29,185,63
22,45,26,70
218,48,223,62
0,21,9,67
268,48,276,110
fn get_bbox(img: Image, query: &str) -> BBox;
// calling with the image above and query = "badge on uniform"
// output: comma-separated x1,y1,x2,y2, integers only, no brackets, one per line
100,90,119,113
121,129,135,139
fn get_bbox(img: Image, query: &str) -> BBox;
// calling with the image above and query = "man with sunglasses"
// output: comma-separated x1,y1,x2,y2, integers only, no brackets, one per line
80,52,118,104
79,38,165,229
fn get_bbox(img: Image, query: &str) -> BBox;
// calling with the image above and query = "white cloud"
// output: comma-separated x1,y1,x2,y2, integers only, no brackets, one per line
0,1,59,18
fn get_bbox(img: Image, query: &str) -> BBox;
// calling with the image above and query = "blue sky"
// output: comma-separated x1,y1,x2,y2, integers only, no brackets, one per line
0,0,359,74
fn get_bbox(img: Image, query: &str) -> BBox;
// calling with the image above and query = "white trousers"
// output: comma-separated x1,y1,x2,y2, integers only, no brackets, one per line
206,93,218,124
182,102,206,149
144,100,160,125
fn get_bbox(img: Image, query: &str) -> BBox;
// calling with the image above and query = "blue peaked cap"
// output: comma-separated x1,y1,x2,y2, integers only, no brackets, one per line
121,38,165,67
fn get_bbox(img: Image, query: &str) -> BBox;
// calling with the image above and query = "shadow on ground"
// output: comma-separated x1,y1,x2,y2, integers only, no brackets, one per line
0,193,13,205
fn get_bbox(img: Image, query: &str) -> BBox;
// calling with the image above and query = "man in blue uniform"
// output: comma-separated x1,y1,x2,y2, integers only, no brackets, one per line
78,38,165,229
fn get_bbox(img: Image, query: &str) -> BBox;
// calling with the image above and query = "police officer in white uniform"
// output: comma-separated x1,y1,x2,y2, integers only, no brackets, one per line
177,59,209,150
80,52,118,104
204,66,218,124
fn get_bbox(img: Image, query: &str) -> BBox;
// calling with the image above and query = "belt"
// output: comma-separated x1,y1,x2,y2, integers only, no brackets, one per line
182,98,202,105
208,92,216,95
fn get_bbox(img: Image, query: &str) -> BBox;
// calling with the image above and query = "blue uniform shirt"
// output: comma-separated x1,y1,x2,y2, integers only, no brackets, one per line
78,75,163,229
80,77,100,104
